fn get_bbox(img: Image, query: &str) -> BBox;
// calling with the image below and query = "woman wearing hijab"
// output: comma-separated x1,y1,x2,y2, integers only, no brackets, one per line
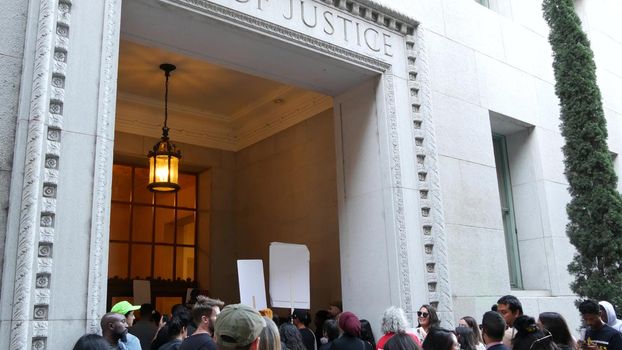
331,312,373,350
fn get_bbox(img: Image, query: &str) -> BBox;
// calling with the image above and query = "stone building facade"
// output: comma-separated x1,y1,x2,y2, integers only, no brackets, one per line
0,0,621,349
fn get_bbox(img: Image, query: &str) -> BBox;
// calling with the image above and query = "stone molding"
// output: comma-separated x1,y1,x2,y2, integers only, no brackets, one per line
115,91,334,152
409,28,455,327
161,0,392,72
9,0,72,349
86,0,122,334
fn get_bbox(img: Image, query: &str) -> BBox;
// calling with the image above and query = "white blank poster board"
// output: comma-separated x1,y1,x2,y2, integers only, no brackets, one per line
237,259,267,309
269,242,310,309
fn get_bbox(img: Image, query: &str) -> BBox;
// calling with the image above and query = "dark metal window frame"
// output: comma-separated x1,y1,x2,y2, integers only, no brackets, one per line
492,134,523,289
109,164,198,282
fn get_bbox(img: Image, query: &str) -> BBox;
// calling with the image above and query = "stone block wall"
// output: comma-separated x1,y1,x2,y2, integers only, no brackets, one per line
371,0,621,332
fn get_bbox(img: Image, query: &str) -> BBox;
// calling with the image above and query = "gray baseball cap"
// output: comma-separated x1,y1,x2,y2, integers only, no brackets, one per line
215,304,266,348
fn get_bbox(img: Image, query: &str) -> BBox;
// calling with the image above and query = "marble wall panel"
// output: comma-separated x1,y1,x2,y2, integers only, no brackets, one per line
446,224,510,296
475,53,539,125
427,32,480,104
438,156,503,229
432,91,495,167
442,0,505,60
0,0,28,59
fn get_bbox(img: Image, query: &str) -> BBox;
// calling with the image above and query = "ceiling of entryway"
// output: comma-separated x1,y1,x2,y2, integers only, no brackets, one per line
115,40,333,151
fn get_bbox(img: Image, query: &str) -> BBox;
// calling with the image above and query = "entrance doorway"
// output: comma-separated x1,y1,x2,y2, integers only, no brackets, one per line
108,0,423,330
110,38,342,317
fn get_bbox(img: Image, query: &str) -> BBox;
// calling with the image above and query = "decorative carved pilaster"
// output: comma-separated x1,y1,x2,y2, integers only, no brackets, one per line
382,71,415,318
86,0,122,334
408,28,455,328
10,0,73,349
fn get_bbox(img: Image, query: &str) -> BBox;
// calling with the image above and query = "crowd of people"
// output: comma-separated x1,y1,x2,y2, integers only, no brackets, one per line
72,294,622,350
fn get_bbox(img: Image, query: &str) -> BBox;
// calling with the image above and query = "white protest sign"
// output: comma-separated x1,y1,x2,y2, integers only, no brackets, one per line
237,259,267,309
269,242,310,309
132,280,151,305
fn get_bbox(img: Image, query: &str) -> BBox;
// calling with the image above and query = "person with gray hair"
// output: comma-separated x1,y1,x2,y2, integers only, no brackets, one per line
376,307,422,350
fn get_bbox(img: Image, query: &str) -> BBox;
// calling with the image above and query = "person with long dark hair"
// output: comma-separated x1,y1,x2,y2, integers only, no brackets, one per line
455,327,478,350
511,315,556,350
280,323,307,350
422,328,459,350
360,319,377,348
416,305,440,342
458,316,485,350
537,312,576,350
320,319,340,350
384,332,420,350
159,317,187,350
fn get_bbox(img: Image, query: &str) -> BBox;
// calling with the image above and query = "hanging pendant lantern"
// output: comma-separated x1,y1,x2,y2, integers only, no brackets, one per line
147,63,182,192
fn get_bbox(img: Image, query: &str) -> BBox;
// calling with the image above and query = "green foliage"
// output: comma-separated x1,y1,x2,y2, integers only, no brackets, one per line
543,0,622,310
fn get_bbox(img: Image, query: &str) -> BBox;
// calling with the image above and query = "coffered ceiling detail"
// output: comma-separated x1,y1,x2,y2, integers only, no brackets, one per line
115,40,333,151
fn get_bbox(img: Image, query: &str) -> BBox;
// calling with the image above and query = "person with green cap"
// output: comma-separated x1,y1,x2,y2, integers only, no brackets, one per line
215,304,266,350
111,300,143,350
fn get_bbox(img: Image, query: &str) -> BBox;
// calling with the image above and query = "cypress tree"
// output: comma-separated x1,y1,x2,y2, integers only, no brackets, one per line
542,0,622,309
